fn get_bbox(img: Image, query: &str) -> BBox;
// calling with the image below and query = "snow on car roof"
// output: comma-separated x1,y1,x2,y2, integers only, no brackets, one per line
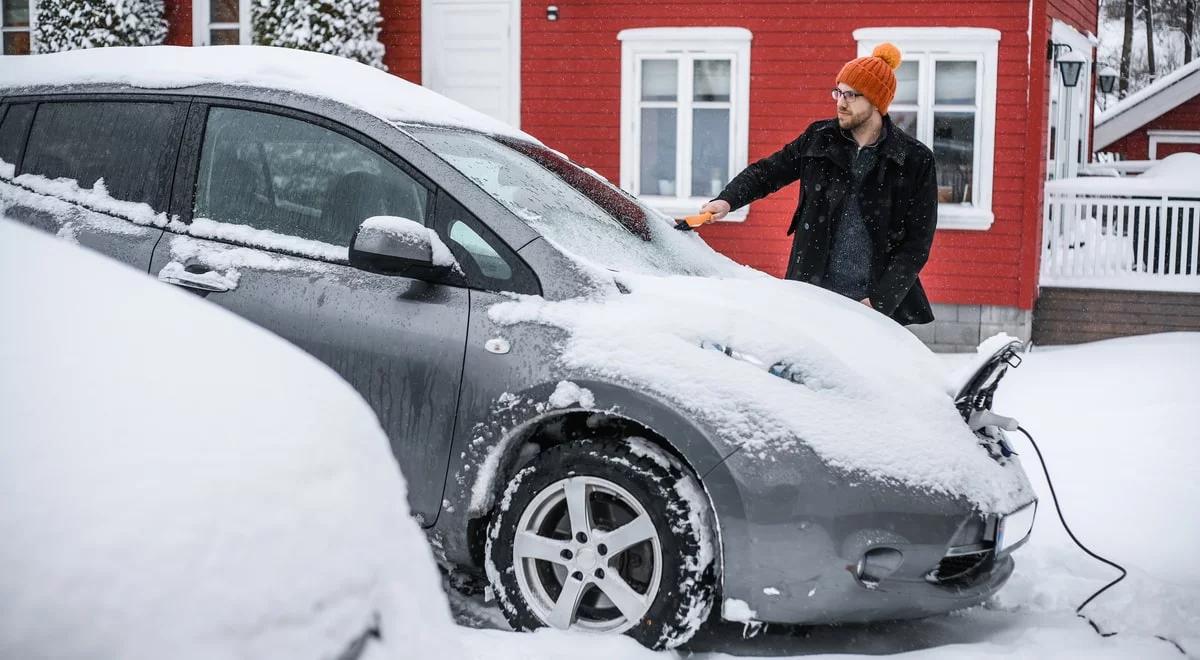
0,45,533,141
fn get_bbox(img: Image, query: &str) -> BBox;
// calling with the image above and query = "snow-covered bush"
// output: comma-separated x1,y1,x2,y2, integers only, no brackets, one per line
33,0,167,53
252,0,386,70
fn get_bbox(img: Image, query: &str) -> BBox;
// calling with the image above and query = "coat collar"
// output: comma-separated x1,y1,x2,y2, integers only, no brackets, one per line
805,115,908,168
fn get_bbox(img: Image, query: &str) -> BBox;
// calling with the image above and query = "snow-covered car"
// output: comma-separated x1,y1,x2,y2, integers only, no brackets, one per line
0,220,463,660
1,46,1037,649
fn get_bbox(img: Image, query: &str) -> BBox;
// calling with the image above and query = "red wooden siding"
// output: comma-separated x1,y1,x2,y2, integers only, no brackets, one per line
1105,95,1200,160
163,0,190,46
520,0,1054,310
379,0,421,83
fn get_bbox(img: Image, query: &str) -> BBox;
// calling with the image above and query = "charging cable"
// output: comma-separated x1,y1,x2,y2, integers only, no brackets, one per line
1015,425,1186,656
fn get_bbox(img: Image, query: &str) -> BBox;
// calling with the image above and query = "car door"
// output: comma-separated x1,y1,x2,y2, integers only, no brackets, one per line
147,100,480,524
0,98,188,271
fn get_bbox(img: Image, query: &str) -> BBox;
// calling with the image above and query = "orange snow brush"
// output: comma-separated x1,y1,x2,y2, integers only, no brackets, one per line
674,212,714,231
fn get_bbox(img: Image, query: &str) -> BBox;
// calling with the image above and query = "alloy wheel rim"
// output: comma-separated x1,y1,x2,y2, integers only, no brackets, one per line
512,475,663,633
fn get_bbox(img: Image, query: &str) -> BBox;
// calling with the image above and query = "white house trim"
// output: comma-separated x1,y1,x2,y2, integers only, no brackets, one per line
854,27,1000,231
192,0,251,46
1148,129,1200,159
618,27,752,221
1095,58,1200,150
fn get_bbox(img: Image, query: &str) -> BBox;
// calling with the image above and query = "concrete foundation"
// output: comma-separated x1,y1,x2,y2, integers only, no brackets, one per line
907,304,1032,353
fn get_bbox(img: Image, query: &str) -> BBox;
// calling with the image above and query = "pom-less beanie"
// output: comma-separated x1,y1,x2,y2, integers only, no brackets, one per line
836,43,903,115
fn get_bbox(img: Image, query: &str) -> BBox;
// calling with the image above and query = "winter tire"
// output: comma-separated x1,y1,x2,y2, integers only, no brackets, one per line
485,437,718,649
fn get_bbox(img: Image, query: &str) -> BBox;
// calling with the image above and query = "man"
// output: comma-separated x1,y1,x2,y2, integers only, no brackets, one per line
699,43,938,326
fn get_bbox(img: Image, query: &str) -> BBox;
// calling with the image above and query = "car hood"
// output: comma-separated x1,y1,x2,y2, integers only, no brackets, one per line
489,273,1033,514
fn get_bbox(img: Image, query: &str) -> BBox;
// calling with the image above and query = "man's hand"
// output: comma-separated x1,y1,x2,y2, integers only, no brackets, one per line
860,298,872,307
699,199,731,222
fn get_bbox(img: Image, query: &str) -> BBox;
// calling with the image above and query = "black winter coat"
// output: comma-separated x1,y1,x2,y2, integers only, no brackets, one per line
715,116,938,325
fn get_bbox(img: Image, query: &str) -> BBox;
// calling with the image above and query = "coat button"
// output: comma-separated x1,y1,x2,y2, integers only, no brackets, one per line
815,184,822,191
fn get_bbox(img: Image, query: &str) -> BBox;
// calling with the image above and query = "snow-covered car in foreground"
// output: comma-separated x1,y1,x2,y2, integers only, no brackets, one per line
0,220,463,659
0,46,1037,649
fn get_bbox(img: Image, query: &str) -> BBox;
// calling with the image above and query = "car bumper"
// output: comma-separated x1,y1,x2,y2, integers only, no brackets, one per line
705,443,1036,625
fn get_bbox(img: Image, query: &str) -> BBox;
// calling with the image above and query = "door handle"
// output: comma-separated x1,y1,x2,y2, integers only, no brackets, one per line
158,261,238,293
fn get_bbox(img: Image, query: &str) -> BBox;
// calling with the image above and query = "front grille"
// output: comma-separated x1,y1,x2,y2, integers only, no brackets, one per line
926,549,993,585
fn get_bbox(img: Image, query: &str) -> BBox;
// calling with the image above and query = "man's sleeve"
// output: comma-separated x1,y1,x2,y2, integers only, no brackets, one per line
713,128,810,211
873,154,938,316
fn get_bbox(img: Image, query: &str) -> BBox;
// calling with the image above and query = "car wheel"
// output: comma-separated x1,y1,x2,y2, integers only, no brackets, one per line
485,437,717,649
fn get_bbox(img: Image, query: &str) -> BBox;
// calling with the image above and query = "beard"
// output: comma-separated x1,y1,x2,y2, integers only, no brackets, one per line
837,109,869,130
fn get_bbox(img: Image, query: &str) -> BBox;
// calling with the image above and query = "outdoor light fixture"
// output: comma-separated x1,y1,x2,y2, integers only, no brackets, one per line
546,4,558,20
1049,42,1085,88
1097,66,1118,95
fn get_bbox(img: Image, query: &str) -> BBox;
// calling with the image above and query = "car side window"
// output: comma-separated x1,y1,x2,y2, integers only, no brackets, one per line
0,103,35,171
432,190,539,295
21,101,181,209
192,107,429,249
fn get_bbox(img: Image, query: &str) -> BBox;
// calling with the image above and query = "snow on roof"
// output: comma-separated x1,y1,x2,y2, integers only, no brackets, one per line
1094,58,1200,150
0,45,533,141
0,219,462,658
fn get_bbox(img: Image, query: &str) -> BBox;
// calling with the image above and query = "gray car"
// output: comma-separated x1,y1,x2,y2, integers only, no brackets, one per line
1,47,1036,650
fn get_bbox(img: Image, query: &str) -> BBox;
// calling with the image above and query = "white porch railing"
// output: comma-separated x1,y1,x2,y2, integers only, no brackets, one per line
1042,179,1200,293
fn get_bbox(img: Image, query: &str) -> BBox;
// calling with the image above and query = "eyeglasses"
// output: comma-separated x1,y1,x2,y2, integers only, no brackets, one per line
831,88,865,102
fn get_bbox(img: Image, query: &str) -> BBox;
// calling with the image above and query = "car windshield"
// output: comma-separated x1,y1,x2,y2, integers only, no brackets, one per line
406,127,740,278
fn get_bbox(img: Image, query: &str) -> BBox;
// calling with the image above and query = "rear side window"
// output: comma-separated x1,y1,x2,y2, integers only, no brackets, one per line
192,107,429,249
0,103,35,172
22,101,181,210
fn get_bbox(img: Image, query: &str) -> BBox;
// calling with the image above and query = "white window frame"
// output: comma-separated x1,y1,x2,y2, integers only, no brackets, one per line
1148,130,1200,159
192,0,251,46
1,0,35,55
855,27,1000,231
618,27,752,221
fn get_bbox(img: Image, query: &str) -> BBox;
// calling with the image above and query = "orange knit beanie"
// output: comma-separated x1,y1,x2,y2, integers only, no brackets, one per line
836,43,902,115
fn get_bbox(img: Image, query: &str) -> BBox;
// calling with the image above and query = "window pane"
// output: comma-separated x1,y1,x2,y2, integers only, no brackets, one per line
194,107,428,249
691,108,729,197
210,29,240,45
890,110,917,136
935,61,977,105
693,60,731,102
0,103,34,168
641,60,677,102
210,0,239,24
894,61,918,105
639,108,676,195
933,111,975,204
24,102,179,209
449,220,511,280
3,0,29,27
3,30,29,55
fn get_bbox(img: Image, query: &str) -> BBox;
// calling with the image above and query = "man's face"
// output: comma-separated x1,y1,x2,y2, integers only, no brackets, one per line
836,83,876,130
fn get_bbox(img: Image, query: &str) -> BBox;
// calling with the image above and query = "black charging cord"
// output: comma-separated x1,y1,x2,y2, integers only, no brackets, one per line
1016,426,1187,656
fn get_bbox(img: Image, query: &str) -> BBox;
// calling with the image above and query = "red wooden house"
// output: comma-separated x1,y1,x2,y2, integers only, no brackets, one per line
1095,58,1200,163
8,0,1121,349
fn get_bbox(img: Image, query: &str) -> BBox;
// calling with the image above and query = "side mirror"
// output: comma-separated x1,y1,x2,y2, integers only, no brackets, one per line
349,216,459,280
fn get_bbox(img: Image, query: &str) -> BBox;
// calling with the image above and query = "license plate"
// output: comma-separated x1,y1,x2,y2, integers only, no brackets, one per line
997,501,1037,554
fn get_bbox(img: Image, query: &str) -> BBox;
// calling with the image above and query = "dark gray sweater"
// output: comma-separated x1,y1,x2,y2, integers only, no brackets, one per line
823,127,884,301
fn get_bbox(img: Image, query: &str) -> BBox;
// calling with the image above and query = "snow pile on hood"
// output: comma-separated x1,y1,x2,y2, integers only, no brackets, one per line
490,274,1030,513
0,45,531,141
0,220,462,660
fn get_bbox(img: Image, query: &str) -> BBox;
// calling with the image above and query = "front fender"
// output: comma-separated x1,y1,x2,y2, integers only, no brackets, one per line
429,375,749,573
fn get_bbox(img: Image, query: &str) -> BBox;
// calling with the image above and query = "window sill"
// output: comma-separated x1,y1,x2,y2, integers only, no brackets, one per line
936,205,994,231
641,196,748,222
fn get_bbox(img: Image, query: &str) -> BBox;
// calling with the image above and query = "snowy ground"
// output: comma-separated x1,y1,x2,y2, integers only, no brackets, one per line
450,333,1200,659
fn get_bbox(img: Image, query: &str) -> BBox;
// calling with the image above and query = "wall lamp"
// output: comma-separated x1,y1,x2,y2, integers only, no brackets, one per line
1048,42,1085,88
546,5,558,21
